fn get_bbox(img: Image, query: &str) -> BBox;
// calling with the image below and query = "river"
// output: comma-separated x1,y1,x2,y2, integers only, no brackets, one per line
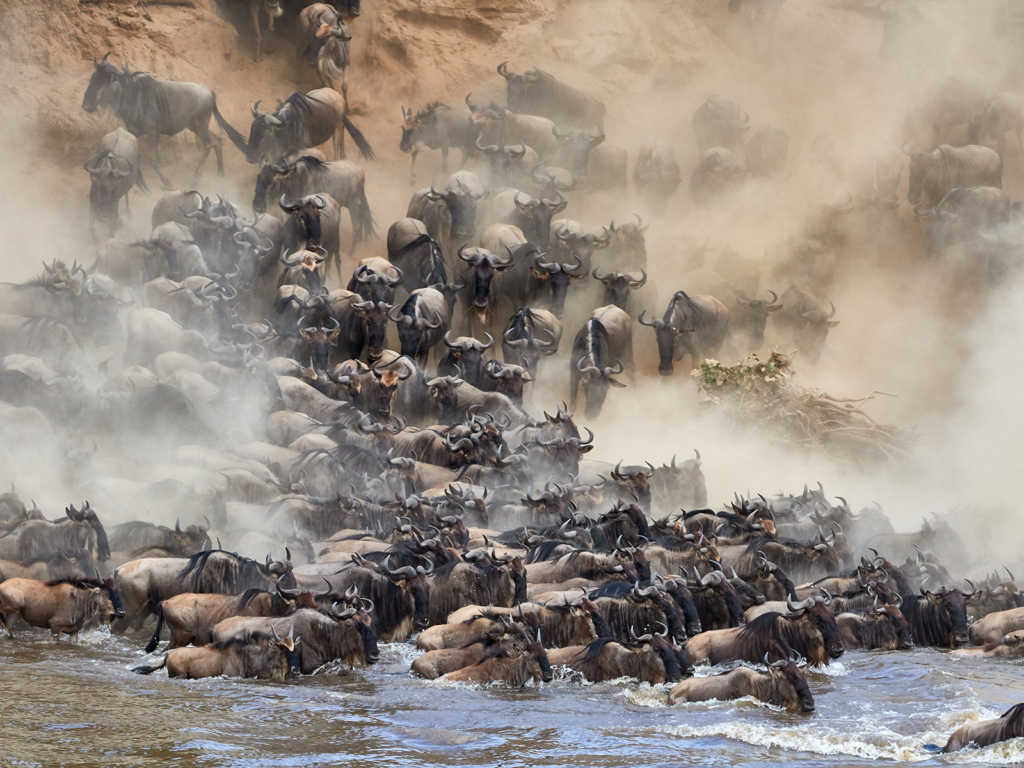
2,632,1024,767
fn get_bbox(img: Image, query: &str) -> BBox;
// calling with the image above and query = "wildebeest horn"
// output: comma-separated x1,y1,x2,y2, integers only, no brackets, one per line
497,61,511,78
787,595,813,612
465,93,479,112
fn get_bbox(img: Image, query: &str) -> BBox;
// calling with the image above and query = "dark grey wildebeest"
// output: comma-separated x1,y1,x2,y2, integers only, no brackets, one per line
639,291,729,376
386,219,447,293
297,4,351,98
491,189,567,250
455,246,516,337
407,181,485,260
773,286,838,363
634,142,682,207
690,147,747,202
470,101,561,160
84,128,147,240
81,55,248,185
728,289,782,350
246,89,373,163
904,143,1002,209
919,186,1011,264
400,101,477,185
390,287,447,367
973,92,1024,157
253,155,375,253
570,305,630,418
279,194,343,280
497,63,606,130
502,307,561,376
692,95,750,153
475,136,534,189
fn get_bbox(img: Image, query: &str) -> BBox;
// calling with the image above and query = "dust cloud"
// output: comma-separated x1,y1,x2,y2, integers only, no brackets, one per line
0,0,1021,573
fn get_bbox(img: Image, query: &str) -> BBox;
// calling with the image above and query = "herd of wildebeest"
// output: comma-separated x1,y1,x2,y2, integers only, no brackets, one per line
3,0,1024,755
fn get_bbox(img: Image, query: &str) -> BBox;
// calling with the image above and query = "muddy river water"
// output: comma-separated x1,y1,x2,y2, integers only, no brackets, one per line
3,631,1024,767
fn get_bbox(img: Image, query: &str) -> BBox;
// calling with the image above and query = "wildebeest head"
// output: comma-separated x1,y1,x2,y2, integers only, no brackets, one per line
690,568,746,628
390,302,443,360
426,182,483,239
351,263,404,305
82,53,121,114
592,267,647,311
577,356,626,419
502,308,557,376
354,301,393,362
441,332,494,386
95,574,126,620
370,357,413,418
553,225,611,274
609,215,649,269
552,125,605,175
331,599,379,664
169,517,212,556
496,62,529,112
531,253,586,317
484,360,533,405
639,296,695,376
66,501,110,562
476,136,527,187
786,595,844,662
382,555,432,629
514,191,567,249
84,150,133,221
280,194,326,247
733,290,782,348
796,302,839,362
253,156,289,214
458,246,514,311
765,653,815,713
281,248,327,296
246,101,289,164
920,583,973,647
868,596,914,650
298,315,341,370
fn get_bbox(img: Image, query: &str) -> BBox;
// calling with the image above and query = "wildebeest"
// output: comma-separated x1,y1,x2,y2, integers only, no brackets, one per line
492,190,567,250
456,247,515,336
651,451,708,512
114,550,294,631
940,703,1024,753
569,305,630,418
591,268,647,313
390,288,447,366
213,603,378,672
0,551,94,583
0,502,110,564
440,625,552,686
297,4,351,95
639,291,728,376
548,626,692,684
386,219,449,293
84,128,146,240
253,155,375,251
902,584,974,648
970,606,1024,646
107,519,211,557
322,559,431,642
475,136,531,188
399,102,476,185
634,142,682,206
920,186,1010,262
247,89,373,163
280,194,343,279
497,62,605,129
903,143,1002,209
684,596,844,667
690,147,747,201
242,0,284,62
144,585,318,651
746,125,789,176
408,183,484,259
973,92,1024,157
693,95,750,153
133,630,301,680
772,286,838,363
668,653,814,712
0,576,124,642
729,289,782,350
836,600,913,651
81,55,248,184
502,307,561,376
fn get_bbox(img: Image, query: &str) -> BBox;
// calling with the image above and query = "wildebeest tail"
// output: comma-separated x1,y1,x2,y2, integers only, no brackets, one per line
355,184,378,243
132,655,167,675
212,98,249,155
144,603,165,654
135,166,149,194
343,115,376,161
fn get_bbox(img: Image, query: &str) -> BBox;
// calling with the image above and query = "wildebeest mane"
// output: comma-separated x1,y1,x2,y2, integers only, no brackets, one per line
525,540,576,564
209,631,276,651
417,101,447,121
179,550,268,594
579,636,617,663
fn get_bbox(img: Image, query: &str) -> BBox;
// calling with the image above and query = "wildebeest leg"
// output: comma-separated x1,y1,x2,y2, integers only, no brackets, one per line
441,146,449,175
410,149,418,186
0,614,13,638
251,2,263,63
334,121,346,161
148,132,174,190
349,207,359,259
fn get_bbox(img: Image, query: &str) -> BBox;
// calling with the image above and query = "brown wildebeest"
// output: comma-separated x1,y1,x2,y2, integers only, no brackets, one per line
547,624,693,683
133,629,301,680
668,653,815,712
440,625,552,686
0,577,124,642
940,703,1024,753
684,595,844,667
